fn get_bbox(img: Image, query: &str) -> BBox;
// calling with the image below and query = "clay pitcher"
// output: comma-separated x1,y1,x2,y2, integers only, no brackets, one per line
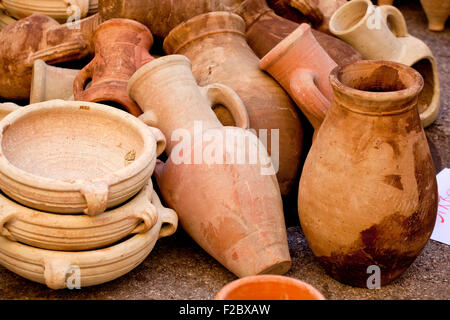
329,0,440,127
0,13,103,100
73,18,153,115
128,55,291,277
298,60,438,287
260,23,337,130
164,12,303,196
420,0,450,31
30,59,80,103
233,0,361,65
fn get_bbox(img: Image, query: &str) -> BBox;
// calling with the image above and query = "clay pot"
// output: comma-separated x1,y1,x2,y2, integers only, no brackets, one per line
0,13,103,100
0,100,166,216
215,275,326,300
128,55,291,278
233,0,361,65
260,24,337,130
0,179,162,251
298,60,438,287
164,12,303,196
0,189,178,289
330,0,440,127
73,18,153,116
420,0,450,31
30,59,80,103
0,9,16,30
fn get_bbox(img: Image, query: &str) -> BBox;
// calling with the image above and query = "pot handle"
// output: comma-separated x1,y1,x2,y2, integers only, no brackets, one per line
289,68,331,130
289,0,324,25
0,211,17,241
43,258,73,290
200,84,250,129
150,191,178,239
30,38,89,66
80,181,109,216
73,59,95,100
379,5,408,37
131,198,158,234
145,125,167,157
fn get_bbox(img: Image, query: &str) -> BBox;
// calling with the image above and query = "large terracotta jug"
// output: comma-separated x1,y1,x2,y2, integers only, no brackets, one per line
233,0,361,65
329,0,440,127
164,12,303,196
298,60,438,287
260,23,337,130
73,18,153,116
128,55,291,278
0,13,103,100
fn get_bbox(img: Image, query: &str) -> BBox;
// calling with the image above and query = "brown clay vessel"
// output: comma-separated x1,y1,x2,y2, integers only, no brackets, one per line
420,0,450,31
298,60,438,287
73,18,153,116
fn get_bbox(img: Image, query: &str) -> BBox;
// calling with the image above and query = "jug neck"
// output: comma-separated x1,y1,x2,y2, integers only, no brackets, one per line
233,0,274,30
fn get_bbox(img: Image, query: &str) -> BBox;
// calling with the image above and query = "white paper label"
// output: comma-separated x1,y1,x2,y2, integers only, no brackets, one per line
431,168,450,245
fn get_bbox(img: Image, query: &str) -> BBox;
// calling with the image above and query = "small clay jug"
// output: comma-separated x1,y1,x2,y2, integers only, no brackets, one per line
30,59,80,103
298,60,438,287
330,0,440,127
260,24,337,130
233,0,361,65
420,0,450,31
215,275,326,300
128,55,291,278
0,13,103,100
164,12,303,196
73,18,153,115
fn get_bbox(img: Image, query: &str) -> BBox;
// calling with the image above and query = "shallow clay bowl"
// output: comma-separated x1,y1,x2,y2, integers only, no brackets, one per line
0,190,178,289
215,275,326,300
0,179,162,251
0,100,166,215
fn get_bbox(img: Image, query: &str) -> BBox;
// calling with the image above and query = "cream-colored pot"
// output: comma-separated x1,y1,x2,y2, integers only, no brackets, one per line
2,0,97,22
0,100,166,216
330,0,440,127
30,59,80,103
0,180,159,251
0,190,178,289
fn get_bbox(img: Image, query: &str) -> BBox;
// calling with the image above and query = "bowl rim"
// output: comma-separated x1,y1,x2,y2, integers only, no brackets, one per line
0,100,156,192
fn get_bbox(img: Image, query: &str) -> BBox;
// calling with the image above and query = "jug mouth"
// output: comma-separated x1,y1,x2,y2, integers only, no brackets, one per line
93,18,153,49
163,11,246,54
329,0,371,36
330,60,424,115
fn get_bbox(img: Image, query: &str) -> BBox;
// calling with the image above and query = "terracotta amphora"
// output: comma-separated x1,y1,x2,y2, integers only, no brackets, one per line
0,188,178,290
0,13,103,100
73,18,153,116
215,275,326,300
164,12,303,196
330,0,440,127
128,55,291,278
0,9,16,30
298,60,438,287
420,0,450,31
233,0,362,66
0,100,166,216
260,23,337,130
30,59,80,103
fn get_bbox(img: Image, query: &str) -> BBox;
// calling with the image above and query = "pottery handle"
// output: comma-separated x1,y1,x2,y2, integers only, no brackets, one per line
30,38,89,66
73,59,95,99
131,197,158,234
200,84,250,129
379,5,408,37
289,0,324,25
150,191,178,239
43,258,74,290
0,211,17,242
145,126,167,157
80,181,109,216
289,68,331,130
0,102,20,121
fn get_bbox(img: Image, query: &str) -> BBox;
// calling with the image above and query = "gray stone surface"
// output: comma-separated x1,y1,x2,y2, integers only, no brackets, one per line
0,0,448,300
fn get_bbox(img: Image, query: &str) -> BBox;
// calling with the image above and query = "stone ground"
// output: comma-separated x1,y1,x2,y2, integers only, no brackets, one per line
0,0,448,300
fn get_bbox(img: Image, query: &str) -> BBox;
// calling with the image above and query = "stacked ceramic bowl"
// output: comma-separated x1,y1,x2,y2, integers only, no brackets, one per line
0,100,178,289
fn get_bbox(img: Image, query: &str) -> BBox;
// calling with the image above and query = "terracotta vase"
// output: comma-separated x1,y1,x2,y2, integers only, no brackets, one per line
164,12,303,196
73,18,153,116
0,9,16,30
30,59,80,103
0,100,166,216
215,275,326,300
298,60,438,287
260,23,337,130
420,0,450,31
0,13,103,100
330,0,440,127
0,189,178,289
233,0,361,66
0,179,162,251
128,55,291,278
